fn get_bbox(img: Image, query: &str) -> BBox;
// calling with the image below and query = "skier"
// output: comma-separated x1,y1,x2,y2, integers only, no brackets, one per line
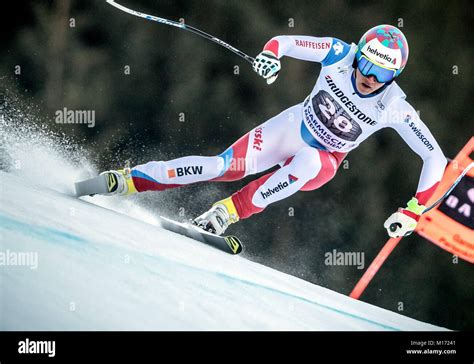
101,25,447,238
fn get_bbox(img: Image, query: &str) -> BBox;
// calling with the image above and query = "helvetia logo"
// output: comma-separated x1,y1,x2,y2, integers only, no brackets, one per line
366,44,396,65
167,166,203,178
288,174,298,184
261,174,298,199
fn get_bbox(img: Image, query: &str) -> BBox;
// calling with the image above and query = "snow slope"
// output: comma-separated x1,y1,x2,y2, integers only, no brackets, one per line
0,172,447,331
0,110,446,331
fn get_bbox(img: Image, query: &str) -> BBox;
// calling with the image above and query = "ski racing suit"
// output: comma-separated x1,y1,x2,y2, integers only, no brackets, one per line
129,36,447,220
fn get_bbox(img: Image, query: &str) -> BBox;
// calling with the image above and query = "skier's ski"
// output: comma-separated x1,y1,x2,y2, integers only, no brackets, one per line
159,216,243,255
75,176,244,254
75,174,114,197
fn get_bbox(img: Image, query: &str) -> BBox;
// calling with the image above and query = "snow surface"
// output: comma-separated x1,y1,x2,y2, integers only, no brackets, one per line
0,172,447,331
0,114,446,331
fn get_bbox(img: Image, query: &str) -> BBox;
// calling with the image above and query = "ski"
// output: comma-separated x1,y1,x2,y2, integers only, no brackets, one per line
159,216,244,255
75,173,243,255
75,173,115,197
75,176,244,254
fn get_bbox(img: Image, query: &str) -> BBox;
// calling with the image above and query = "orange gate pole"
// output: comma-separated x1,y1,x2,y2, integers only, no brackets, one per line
349,237,403,299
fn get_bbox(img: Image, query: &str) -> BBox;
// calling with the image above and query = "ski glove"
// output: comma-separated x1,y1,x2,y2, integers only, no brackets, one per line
384,197,426,238
253,50,281,84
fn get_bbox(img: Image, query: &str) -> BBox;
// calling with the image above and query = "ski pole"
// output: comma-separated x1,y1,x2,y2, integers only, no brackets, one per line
106,0,255,64
419,161,474,214
106,1,279,85
389,161,474,233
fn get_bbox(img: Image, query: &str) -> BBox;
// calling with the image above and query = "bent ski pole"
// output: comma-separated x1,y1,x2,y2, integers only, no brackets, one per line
106,1,278,85
106,0,254,63
421,161,474,214
389,161,474,233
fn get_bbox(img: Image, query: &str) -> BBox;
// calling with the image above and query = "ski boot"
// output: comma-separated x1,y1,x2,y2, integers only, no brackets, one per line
99,167,137,196
193,196,240,235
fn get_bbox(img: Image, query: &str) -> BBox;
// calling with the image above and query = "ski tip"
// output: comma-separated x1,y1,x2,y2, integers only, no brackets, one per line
223,235,244,255
159,216,244,255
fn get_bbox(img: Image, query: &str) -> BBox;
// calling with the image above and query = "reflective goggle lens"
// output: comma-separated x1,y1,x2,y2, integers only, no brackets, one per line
357,56,397,83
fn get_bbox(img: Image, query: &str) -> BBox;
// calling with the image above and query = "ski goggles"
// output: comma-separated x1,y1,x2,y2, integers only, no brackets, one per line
356,54,397,83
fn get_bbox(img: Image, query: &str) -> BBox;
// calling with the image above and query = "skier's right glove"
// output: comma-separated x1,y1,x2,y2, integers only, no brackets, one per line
252,50,281,85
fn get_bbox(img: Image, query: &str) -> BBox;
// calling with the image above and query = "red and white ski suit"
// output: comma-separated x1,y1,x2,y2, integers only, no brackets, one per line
130,36,447,219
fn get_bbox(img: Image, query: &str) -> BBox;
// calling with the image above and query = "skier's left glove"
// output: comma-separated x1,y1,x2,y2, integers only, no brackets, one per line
383,197,426,238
